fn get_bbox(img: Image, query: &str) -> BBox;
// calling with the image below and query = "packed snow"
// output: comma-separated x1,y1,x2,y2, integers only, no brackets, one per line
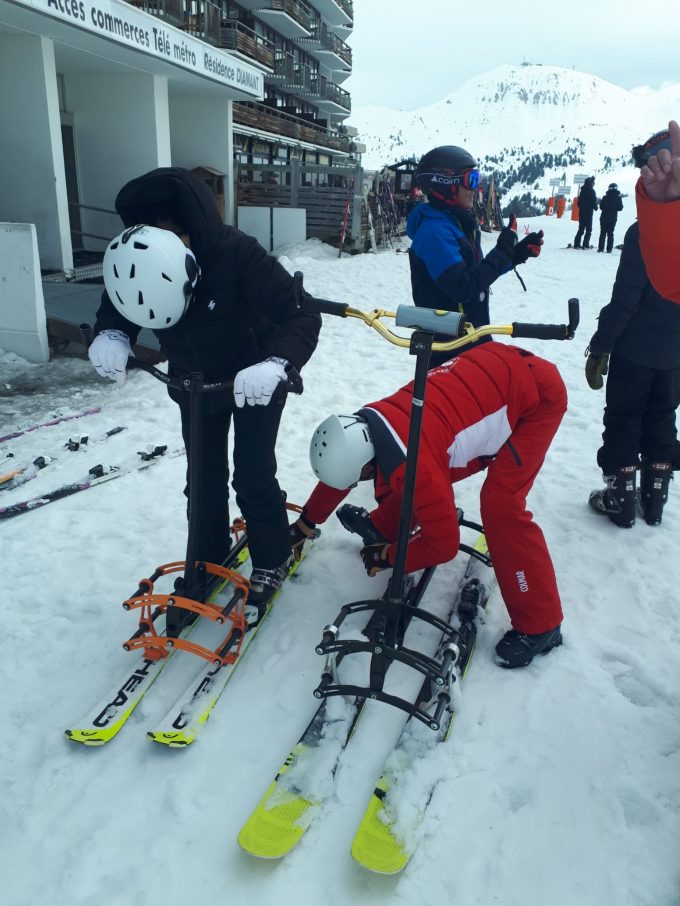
2,203,679,906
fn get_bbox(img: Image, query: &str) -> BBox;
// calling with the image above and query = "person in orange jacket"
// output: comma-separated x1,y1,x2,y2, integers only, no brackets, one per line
291,342,567,669
635,119,680,304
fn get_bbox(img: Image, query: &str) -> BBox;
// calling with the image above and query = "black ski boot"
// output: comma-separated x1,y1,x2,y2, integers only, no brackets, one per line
588,465,637,528
247,557,292,625
495,626,563,669
639,460,673,525
336,504,387,546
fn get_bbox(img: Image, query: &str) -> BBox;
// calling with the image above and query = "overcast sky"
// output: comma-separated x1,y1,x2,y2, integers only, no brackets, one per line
345,1,680,110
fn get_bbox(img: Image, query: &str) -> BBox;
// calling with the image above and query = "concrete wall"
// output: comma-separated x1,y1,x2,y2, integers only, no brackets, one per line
0,224,50,362
64,72,172,250
0,35,72,273
169,94,233,223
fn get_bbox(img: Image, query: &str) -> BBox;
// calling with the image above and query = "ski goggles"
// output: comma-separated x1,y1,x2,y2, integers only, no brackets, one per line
456,168,481,190
423,168,481,191
632,129,672,168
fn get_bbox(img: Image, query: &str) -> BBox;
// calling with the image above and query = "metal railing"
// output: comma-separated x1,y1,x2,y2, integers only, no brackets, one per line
270,0,312,32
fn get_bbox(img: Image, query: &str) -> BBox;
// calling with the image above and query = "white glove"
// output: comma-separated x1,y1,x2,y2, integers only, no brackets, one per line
233,357,289,408
88,329,132,385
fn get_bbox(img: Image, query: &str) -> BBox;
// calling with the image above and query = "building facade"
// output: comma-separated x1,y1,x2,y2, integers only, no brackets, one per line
0,0,356,276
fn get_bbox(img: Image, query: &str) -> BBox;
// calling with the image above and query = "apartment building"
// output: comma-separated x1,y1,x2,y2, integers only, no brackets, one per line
0,0,356,277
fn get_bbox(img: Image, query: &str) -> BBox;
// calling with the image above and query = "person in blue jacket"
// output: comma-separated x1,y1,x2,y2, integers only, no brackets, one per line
407,145,544,365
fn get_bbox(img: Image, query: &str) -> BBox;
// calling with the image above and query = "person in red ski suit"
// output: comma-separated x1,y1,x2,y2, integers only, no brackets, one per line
294,342,567,668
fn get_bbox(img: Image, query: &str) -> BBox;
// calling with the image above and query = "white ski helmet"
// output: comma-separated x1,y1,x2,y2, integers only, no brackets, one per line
103,225,199,329
309,414,375,489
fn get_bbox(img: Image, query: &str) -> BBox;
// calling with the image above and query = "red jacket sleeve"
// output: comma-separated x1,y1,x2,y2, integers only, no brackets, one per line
636,179,680,304
388,454,461,573
303,482,351,525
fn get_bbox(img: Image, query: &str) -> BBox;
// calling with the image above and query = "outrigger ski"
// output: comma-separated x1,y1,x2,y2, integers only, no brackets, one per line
148,545,314,747
237,567,436,860
350,534,495,874
65,536,251,746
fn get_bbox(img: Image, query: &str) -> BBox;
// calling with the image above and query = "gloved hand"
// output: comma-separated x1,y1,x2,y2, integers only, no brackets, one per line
585,352,609,390
233,357,290,408
360,542,392,577
495,227,518,261
512,230,544,265
88,329,131,385
289,514,318,560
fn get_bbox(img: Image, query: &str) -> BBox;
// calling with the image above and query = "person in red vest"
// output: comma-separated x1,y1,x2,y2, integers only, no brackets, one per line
291,342,567,669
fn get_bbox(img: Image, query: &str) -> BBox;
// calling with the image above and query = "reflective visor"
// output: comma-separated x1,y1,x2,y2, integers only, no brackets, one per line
453,168,481,190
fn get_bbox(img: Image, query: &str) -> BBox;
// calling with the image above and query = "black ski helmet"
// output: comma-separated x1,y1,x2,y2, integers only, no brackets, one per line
415,145,478,206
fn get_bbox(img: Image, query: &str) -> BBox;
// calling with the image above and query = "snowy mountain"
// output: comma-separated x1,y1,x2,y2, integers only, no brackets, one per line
349,63,680,212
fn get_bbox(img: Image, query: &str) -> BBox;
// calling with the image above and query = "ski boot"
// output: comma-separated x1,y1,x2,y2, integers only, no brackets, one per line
588,465,637,528
335,504,387,546
495,626,563,669
247,557,292,626
639,460,673,526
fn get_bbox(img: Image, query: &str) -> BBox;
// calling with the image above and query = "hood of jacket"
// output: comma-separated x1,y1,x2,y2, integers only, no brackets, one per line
114,167,224,269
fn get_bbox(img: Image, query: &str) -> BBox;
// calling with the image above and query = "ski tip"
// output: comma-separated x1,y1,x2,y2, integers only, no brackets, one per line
147,730,195,748
237,782,314,859
350,785,411,875
64,728,111,746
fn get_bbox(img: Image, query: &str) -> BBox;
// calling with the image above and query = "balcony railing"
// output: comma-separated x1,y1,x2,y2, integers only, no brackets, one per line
181,0,220,44
233,101,351,153
125,0,183,29
219,20,275,69
270,0,312,32
309,76,351,112
301,19,352,68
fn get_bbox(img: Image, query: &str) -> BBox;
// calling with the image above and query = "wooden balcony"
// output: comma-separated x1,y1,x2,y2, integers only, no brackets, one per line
250,0,312,39
298,19,351,69
219,20,275,69
124,0,183,29
233,101,351,153
181,0,221,44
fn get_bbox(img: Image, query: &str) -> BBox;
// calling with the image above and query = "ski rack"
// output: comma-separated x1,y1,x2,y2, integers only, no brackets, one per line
294,273,579,731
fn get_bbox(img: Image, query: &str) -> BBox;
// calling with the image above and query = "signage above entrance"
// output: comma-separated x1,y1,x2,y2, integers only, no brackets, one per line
14,0,263,98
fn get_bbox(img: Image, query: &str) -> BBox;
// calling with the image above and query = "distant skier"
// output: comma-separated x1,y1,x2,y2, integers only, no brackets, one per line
87,168,321,608
635,119,680,304
291,342,567,669
597,183,623,253
573,176,597,248
406,145,544,365
586,126,680,527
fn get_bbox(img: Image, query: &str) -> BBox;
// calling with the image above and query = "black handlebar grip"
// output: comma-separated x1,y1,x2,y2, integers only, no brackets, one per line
512,322,568,340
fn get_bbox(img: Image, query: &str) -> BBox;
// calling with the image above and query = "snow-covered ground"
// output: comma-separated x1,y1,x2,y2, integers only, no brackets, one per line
2,204,679,906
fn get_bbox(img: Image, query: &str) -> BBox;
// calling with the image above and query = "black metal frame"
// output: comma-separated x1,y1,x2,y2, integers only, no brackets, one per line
294,274,579,730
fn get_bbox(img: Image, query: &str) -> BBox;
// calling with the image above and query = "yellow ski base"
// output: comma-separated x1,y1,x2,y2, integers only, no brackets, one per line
237,777,316,859
350,779,410,874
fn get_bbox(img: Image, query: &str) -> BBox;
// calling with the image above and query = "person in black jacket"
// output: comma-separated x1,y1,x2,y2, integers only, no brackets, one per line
88,168,321,607
574,176,598,249
407,145,543,365
585,167,680,526
597,183,624,253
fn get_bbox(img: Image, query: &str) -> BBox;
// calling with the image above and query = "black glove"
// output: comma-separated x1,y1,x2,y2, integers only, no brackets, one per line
288,515,318,560
360,542,392,577
495,227,517,260
585,353,609,390
512,230,544,266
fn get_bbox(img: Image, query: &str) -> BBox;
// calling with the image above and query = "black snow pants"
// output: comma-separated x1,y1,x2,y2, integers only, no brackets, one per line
574,212,594,248
598,217,617,253
597,352,680,473
178,397,291,570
